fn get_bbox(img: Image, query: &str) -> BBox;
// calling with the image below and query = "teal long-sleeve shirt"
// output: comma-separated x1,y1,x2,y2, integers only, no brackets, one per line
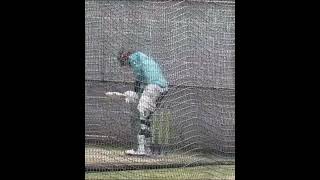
128,52,168,92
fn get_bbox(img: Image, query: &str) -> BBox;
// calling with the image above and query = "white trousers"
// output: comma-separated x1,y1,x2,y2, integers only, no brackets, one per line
137,84,167,119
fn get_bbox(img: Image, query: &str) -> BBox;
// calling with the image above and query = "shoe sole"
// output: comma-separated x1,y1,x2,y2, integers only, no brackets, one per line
125,153,154,157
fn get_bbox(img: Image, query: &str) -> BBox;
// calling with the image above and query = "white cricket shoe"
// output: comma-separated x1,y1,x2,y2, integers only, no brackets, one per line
125,135,152,156
125,149,146,156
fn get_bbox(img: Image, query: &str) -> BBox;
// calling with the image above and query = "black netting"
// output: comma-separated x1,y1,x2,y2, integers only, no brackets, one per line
85,0,235,179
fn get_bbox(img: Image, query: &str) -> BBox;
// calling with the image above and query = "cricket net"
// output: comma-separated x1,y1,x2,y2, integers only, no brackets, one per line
85,0,235,179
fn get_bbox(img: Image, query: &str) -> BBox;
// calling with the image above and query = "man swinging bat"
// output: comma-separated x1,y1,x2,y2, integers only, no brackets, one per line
106,48,168,156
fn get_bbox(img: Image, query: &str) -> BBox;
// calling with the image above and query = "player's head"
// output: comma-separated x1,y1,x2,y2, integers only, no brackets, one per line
117,48,133,66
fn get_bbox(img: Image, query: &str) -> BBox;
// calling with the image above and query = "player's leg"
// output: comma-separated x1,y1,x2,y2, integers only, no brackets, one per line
137,84,165,155
125,84,165,156
125,112,151,155
125,85,157,156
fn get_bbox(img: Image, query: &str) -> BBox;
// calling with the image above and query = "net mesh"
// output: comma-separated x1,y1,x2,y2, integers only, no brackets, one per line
85,0,235,179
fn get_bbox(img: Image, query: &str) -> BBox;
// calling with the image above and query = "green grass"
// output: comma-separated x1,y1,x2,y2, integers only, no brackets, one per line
85,165,235,180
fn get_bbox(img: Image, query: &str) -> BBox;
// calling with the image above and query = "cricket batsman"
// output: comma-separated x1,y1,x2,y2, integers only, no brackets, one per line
116,48,169,156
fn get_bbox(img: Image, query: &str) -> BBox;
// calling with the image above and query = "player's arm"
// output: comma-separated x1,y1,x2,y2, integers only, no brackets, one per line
134,68,145,94
134,79,139,93
134,79,142,93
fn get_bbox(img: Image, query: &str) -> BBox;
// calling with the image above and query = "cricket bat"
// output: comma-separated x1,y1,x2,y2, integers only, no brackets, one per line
105,92,126,97
105,91,138,104
105,92,126,101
